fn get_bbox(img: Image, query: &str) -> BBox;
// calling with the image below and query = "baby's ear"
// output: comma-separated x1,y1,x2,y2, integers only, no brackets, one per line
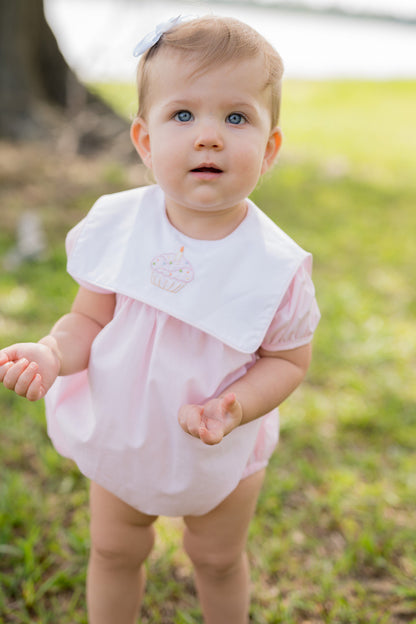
130,118,152,168
261,127,283,174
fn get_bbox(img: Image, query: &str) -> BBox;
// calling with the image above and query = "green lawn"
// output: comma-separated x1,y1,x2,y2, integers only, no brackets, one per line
1,80,415,623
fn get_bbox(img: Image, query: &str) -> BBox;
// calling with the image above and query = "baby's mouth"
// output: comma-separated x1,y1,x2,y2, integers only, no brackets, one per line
191,166,223,174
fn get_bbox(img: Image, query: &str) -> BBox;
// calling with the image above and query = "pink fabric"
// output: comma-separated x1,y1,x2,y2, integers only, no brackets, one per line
45,224,320,516
261,261,320,351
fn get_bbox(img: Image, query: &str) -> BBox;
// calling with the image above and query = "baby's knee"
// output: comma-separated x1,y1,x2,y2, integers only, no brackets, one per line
90,522,156,571
183,529,244,578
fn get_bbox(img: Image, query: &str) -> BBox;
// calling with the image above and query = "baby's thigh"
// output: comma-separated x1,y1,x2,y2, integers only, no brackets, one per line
183,469,265,568
89,481,158,563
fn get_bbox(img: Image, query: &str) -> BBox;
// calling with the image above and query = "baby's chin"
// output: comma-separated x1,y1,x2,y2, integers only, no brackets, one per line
165,196,248,240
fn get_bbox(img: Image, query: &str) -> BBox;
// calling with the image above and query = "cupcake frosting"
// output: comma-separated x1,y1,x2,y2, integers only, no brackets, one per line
150,248,194,292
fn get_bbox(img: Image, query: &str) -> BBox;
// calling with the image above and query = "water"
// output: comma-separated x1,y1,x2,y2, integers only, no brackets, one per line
257,0,416,21
45,0,416,81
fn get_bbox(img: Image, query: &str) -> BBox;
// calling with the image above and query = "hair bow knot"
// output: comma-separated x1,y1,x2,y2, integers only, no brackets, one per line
133,16,183,57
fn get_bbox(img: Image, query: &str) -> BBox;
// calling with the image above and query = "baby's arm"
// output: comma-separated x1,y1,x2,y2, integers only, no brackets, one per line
0,287,115,401
178,343,312,445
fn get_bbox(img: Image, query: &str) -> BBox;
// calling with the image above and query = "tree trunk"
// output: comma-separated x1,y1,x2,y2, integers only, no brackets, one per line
0,0,131,156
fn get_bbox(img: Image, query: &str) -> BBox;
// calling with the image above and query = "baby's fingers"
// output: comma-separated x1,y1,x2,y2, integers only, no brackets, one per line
2,358,40,398
2,358,29,388
26,373,46,402
178,404,204,438
199,417,224,446
14,361,42,398
221,392,237,413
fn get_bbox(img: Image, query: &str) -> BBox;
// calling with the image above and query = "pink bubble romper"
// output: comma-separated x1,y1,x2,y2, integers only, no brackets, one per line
45,185,320,516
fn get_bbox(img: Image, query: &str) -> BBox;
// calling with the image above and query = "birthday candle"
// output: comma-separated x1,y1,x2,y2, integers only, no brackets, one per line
175,246,184,262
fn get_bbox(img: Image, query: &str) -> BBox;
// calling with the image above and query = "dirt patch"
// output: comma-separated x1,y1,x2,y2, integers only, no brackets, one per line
0,140,147,236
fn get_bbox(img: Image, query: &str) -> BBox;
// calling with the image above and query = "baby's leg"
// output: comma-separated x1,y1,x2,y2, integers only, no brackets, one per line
87,481,157,624
183,469,265,624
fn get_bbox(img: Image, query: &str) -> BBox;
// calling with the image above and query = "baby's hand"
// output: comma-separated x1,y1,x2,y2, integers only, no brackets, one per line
0,342,61,401
178,392,243,445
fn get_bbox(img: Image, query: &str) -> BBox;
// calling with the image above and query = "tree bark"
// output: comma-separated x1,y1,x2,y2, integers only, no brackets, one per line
0,0,131,156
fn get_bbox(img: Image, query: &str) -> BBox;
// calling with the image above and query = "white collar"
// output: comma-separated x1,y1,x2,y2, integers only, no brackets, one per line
68,185,310,353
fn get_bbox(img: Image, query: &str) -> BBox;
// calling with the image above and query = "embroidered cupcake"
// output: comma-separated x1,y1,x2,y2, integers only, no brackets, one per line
150,247,194,293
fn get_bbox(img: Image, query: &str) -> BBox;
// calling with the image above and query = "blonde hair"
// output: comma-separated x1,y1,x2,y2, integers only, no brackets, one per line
136,16,284,127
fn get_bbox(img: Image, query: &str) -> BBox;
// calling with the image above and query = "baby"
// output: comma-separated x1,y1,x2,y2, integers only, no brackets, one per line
0,16,320,624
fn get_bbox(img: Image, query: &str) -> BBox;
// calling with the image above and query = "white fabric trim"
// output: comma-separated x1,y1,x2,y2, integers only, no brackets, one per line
67,185,310,353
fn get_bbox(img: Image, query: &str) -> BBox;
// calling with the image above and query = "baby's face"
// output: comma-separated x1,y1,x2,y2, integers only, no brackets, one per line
132,50,281,234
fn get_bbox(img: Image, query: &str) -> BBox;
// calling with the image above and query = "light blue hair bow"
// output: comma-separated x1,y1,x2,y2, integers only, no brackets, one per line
133,15,183,57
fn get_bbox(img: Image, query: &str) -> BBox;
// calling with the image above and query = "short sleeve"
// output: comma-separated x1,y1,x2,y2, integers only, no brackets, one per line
261,260,320,351
66,220,114,294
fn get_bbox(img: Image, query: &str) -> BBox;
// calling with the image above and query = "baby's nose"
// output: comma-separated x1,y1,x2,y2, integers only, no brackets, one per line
194,122,223,150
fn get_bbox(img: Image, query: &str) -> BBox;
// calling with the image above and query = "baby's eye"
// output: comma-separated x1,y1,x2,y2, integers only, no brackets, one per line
226,113,246,125
174,110,193,123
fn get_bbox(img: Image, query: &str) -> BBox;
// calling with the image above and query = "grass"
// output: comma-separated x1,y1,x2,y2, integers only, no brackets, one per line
1,79,416,623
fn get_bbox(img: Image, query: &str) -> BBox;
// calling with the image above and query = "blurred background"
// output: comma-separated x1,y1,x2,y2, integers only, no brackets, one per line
45,0,416,81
